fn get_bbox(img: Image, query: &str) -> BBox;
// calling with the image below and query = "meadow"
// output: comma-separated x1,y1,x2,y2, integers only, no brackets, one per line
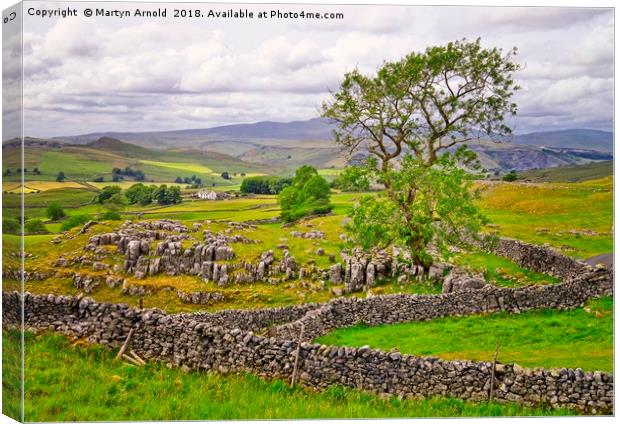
3,330,573,421
316,297,613,373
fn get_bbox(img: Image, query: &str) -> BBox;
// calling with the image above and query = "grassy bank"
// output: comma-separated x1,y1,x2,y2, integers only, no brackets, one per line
5,331,574,421
316,297,613,372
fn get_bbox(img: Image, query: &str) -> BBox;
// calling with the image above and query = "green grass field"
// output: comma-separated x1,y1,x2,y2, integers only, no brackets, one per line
477,178,612,258
316,297,613,372
518,160,612,183
454,251,560,287
3,142,268,185
4,331,573,421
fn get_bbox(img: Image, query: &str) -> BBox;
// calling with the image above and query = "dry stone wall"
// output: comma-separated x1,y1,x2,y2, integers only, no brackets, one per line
2,286,613,414
273,268,612,342
2,238,614,413
493,238,589,279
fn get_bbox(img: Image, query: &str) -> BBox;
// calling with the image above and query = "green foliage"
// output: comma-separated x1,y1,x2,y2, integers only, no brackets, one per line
60,214,92,232
344,149,487,269
322,38,520,161
240,176,291,194
113,167,145,181
502,171,518,182
55,171,66,182
96,185,122,203
2,218,20,234
153,185,182,205
24,219,48,234
278,166,333,222
125,183,181,206
100,210,122,221
322,39,519,272
9,331,572,421
345,196,397,250
332,166,371,192
317,297,613,372
125,184,155,206
46,201,66,220
221,171,231,180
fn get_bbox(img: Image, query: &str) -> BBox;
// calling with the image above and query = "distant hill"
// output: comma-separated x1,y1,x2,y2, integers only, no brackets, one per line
51,120,613,172
517,160,613,182
3,136,269,184
85,136,157,157
513,129,613,152
54,118,336,147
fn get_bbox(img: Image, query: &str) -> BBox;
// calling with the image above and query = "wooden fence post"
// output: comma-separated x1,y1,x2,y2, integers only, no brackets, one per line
489,342,500,403
290,324,305,387
116,328,134,360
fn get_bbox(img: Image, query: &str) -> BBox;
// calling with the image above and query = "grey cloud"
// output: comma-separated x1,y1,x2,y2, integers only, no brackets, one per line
17,5,614,137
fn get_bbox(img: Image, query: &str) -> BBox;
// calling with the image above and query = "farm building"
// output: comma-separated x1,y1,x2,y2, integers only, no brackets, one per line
194,189,230,200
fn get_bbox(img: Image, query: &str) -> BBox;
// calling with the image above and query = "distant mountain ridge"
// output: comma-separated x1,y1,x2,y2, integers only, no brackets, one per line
47,119,613,172
54,118,336,146
55,118,612,151
513,129,612,152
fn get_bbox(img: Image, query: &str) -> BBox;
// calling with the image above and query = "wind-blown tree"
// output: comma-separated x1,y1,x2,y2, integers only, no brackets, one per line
322,38,520,274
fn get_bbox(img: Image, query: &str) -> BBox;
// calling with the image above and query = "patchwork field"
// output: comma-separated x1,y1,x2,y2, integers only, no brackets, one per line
2,139,268,185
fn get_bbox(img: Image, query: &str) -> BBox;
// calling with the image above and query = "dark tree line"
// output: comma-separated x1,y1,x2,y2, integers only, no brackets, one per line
112,167,145,182
240,176,291,195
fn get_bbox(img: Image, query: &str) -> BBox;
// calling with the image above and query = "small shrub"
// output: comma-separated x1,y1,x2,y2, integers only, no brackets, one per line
60,214,92,232
24,219,48,234
100,210,121,221
97,185,122,203
2,219,20,234
46,201,66,220
502,171,518,182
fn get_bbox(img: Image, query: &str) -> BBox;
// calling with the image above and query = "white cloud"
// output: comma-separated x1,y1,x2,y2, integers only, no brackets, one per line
17,4,614,137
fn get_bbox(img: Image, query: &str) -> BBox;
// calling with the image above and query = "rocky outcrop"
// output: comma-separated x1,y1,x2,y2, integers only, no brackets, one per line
342,249,392,293
73,273,104,293
291,230,325,239
442,269,489,293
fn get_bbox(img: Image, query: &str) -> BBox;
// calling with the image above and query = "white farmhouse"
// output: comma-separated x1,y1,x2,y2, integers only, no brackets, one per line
194,189,230,200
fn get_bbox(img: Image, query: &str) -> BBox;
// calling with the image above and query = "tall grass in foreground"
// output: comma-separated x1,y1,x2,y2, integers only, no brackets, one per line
2,331,575,421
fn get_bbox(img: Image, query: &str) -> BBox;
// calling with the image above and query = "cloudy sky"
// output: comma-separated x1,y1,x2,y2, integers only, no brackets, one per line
7,2,614,137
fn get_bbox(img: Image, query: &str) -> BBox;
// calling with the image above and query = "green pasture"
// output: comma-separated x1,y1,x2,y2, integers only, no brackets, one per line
6,331,573,421
316,296,613,372
477,178,612,258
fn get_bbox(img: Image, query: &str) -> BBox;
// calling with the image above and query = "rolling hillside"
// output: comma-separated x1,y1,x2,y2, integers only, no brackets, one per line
513,129,613,152
54,118,335,147
42,120,617,173
2,137,269,185
516,160,613,182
